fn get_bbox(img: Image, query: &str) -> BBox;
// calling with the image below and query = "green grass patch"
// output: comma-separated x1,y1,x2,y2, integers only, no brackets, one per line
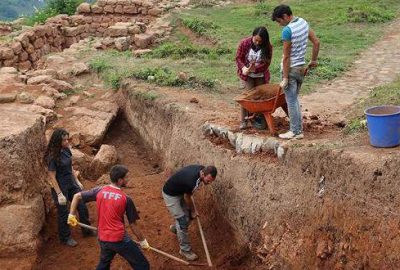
181,17,218,35
134,90,160,101
85,0,400,94
159,0,400,94
88,50,218,90
345,78,400,134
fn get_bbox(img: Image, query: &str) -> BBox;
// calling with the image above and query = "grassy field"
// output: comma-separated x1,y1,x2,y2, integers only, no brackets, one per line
89,0,400,93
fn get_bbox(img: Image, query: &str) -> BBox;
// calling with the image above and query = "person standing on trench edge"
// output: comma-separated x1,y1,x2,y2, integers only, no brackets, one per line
162,164,218,261
68,164,150,270
272,4,320,139
45,128,94,247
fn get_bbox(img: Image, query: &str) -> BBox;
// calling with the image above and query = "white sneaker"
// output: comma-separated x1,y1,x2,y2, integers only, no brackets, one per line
279,130,296,139
279,131,304,140
179,250,198,261
294,133,304,139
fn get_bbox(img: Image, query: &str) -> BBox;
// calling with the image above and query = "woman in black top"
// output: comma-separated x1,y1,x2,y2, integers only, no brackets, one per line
45,128,93,246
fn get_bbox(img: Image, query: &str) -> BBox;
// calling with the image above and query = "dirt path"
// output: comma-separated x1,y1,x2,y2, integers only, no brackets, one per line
34,117,253,270
301,18,400,123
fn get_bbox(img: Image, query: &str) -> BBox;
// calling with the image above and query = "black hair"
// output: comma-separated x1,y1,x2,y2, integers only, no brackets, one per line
44,128,69,165
110,165,129,183
272,5,292,21
252,26,272,61
203,166,218,178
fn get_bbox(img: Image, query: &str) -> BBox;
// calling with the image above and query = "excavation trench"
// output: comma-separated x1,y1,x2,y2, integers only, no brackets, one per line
34,79,400,269
35,115,252,270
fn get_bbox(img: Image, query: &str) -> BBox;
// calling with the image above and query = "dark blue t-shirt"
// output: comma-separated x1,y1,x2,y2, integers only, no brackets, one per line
48,148,77,190
162,165,204,196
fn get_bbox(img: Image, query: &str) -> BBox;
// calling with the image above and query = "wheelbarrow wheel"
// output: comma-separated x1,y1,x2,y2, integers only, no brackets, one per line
252,113,267,130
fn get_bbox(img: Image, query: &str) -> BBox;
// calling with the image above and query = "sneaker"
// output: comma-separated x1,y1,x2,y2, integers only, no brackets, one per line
169,224,177,234
179,249,198,261
279,130,296,139
279,131,304,140
294,133,304,139
62,238,78,247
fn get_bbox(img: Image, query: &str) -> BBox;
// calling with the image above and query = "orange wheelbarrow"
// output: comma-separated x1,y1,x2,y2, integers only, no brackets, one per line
234,83,288,135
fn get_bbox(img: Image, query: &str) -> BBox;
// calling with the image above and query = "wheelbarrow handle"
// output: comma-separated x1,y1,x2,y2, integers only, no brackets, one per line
272,86,282,113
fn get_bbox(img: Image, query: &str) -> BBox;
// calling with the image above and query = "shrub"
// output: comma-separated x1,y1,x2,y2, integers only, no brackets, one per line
89,57,112,73
25,0,84,25
181,17,218,35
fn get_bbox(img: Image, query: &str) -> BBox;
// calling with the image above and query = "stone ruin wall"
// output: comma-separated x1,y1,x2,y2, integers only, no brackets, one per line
0,0,164,71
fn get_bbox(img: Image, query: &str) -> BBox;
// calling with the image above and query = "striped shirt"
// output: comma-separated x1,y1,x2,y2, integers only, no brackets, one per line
282,17,309,67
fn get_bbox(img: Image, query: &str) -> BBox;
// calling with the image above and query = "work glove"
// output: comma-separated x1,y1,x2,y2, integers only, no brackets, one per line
140,239,150,250
57,192,67,205
67,214,78,227
242,66,250,76
280,78,288,89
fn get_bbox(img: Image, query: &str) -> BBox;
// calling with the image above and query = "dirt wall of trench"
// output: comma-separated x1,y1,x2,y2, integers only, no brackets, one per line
120,83,400,269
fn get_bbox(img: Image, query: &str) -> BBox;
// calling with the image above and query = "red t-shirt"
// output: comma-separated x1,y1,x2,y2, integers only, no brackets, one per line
81,185,139,242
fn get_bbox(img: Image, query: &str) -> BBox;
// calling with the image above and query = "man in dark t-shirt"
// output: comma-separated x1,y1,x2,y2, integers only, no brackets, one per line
162,164,217,261
68,165,150,270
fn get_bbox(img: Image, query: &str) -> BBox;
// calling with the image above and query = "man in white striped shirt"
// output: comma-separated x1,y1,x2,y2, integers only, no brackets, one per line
272,5,320,139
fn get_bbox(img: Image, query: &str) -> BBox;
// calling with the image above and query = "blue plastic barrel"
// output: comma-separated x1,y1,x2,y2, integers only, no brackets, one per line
364,105,400,148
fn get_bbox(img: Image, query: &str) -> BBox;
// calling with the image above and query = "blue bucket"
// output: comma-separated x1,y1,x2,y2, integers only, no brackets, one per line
364,105,400,148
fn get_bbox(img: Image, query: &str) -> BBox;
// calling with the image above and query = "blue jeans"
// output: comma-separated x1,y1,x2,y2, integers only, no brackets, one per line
283,66,305,134
97,235,150,270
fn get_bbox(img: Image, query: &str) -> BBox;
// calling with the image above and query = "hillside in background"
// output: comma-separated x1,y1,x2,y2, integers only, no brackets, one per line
0,0,45,21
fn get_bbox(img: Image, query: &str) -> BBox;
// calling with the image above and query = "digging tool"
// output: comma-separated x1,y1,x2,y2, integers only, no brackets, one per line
76,222,207,267
191,197,213,267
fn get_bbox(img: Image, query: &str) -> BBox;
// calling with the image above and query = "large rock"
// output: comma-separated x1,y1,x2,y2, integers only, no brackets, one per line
134,33,155,49
0,67,18,74
63,106,117,146
27,75,53,85
49,79,73,92
0,104,48,255
77,2,91,13
71,148,93,177
17,92,34,104
0,93,17,103
114,37,130,51
0,47,15,60
88,144,118,179
0,196,44,254
34,95,55,109
107,25,128,37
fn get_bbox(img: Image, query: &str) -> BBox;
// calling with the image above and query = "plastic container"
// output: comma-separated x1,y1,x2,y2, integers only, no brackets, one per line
364,105,400,148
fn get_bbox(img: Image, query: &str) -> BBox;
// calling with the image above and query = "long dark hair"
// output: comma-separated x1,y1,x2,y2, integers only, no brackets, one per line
44,128,69,165
252,26,272,61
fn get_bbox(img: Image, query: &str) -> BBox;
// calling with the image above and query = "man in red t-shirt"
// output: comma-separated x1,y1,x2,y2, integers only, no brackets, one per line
68,165,150,270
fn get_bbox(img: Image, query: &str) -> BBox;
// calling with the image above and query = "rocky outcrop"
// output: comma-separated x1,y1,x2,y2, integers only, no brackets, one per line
0,104,48,255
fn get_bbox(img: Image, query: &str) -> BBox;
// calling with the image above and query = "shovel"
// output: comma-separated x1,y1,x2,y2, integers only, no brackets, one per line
77,222,207,267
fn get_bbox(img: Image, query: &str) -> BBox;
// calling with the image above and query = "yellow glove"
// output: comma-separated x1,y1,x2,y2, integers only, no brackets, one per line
67,214,78,227
140,239,150,250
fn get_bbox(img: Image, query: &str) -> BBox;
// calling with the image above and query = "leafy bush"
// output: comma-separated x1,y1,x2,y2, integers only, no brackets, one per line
25,7,58,26
181,17,218,35
346,6,395,23
47,0,84,15
25,0,83,25
89,57,112,73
